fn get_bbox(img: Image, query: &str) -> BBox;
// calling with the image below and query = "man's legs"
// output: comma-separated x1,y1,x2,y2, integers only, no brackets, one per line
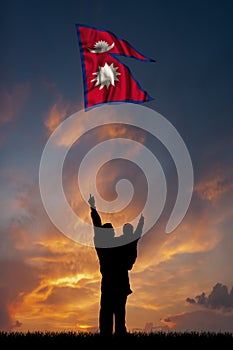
114,294,128,335
99,292,113,336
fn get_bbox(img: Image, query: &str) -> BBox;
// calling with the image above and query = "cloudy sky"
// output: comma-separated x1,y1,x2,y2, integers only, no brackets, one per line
1,0,233,333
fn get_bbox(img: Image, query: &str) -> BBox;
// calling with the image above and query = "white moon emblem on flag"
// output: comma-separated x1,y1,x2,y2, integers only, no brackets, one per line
91,62,121,89
88,40,115,53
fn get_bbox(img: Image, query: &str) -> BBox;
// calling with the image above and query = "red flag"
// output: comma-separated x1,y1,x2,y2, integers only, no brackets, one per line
76,24,155,110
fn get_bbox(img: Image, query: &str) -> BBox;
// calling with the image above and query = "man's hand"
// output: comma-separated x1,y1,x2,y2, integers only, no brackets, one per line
138,213,144,228
88,194,96,209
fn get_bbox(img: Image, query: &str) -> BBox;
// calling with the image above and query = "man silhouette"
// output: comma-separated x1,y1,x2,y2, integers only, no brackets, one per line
88,194,144,337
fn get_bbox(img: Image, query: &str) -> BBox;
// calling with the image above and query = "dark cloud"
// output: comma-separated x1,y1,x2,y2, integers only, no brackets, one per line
186,297,195,304
11,320,23,330
195,292,208,306
163,283,233,332
162,309,233,333
186,283,233,310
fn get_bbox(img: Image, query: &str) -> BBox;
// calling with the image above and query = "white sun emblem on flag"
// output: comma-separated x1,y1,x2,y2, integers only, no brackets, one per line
91,62,121,90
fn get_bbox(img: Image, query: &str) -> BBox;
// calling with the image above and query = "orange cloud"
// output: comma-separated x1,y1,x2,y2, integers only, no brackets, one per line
0,171,101,332
122,188,233,329
2,121,233,333
44,95,73,134
92,123,147,144
2,223,101,332
46,104,147,148
194,173,233,203
1,178,231,333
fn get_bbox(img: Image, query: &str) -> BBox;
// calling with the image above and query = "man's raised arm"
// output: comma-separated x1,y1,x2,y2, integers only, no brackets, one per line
88,194,102,228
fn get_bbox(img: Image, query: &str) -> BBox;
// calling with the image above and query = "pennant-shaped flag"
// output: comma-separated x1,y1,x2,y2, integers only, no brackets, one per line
76,23,155,110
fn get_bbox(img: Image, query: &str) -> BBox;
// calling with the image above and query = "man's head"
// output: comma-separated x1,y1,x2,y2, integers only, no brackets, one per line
123,223,134,237
102,222,115,239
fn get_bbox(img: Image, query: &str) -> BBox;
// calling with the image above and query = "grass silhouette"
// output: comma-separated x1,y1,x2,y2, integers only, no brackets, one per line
0,330,233,345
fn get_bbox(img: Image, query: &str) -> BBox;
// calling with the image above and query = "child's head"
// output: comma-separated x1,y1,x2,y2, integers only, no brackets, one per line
123,223,134,237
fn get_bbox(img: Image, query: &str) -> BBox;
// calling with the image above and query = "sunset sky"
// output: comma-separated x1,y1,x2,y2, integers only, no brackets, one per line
1,0,233,333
